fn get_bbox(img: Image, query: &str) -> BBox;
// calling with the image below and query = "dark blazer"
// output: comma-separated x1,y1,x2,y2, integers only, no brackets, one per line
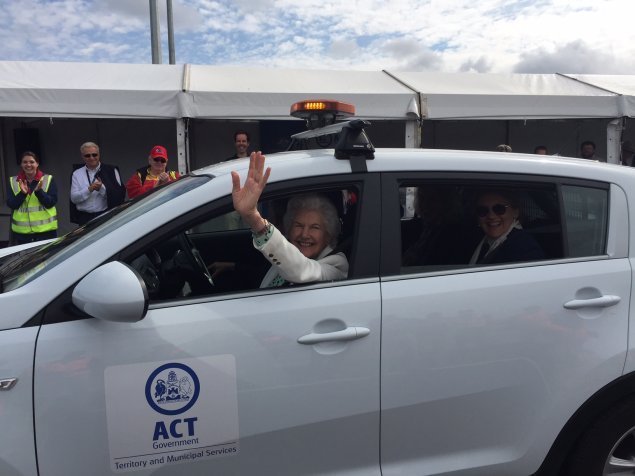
69,163,126,224
403,219,476,266
97,163,126,208
478,228,545,265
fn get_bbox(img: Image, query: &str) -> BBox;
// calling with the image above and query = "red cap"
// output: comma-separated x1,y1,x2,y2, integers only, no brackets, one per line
149,145,168,160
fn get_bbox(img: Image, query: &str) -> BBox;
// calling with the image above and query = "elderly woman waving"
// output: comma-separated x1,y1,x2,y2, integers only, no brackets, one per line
231,151,348,287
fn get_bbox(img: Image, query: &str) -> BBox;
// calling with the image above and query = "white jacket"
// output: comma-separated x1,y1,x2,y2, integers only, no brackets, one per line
256,226,348,287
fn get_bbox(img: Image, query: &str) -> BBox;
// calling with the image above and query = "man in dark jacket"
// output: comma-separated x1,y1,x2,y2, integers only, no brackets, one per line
69,142,126,225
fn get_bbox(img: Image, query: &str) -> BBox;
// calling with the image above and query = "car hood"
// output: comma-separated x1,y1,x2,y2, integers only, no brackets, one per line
0,240,54,259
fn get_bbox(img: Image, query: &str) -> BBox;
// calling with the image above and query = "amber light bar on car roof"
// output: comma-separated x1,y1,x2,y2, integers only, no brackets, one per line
290,100,355,115
290,100,356,129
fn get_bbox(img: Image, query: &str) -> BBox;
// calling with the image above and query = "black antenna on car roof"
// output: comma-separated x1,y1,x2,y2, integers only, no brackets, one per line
287,100,375,171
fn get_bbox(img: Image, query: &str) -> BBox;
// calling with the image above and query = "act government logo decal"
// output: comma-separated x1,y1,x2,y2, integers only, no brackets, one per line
105,355,239,473
145,363,200,415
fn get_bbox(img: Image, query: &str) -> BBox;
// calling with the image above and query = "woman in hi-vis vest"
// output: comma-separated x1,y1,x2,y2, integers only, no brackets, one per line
7,151,58,245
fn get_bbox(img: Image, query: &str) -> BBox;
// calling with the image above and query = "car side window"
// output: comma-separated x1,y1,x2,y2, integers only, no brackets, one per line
126,186,360,301
562,185,608,257
398,179,609,275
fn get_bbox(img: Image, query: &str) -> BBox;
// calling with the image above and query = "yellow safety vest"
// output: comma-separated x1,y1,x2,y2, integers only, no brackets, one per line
10,175,58,234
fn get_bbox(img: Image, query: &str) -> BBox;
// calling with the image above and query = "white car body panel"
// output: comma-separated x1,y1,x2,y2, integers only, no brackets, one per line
0,328,39,476
34,283,381,476
0,239,53,259
381,259,630,476
0,147,633,475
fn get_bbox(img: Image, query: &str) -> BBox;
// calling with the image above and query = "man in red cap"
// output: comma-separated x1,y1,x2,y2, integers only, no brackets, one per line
126,145,181,198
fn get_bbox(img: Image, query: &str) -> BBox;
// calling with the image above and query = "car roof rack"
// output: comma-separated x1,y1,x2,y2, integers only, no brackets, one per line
287,100,375,172
288,119,375,171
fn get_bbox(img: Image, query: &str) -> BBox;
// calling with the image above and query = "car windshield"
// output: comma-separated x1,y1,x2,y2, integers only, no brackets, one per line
0,176,211,292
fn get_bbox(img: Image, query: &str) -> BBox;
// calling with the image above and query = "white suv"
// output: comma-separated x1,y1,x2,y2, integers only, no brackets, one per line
1,112,634,476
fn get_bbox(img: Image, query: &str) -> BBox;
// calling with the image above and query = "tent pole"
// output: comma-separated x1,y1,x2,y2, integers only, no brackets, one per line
176,118,188,173
0,118,10,246
607,118,623,164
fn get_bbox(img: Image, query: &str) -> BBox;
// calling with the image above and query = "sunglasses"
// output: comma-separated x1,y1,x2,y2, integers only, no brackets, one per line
153,158,167,163
476,203,511,217
83,153,99,158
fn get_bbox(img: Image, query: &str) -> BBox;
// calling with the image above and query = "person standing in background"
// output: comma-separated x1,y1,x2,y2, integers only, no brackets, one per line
226,130,250,160
7,151,58,244
580,140,604,162
126,145,180,198
621,141,635,166
70,142,126,225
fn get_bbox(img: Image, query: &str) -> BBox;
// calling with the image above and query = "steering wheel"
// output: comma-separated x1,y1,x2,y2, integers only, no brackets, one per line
177,232,215,292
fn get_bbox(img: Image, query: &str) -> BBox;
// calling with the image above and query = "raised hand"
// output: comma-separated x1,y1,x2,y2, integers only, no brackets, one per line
230,151,271,225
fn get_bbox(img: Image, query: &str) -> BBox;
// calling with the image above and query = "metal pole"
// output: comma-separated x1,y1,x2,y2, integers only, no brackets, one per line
607,118,623,164
149,0,162,64
167,0,176,64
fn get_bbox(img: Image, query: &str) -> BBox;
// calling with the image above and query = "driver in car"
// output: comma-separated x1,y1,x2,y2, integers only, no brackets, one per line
230,151,348,287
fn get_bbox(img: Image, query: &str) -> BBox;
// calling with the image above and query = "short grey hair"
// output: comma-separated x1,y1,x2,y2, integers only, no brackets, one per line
283,193,341,248
80,142,100,153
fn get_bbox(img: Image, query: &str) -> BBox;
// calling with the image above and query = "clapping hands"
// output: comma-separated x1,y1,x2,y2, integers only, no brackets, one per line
18,179,30,194
89,177,103,192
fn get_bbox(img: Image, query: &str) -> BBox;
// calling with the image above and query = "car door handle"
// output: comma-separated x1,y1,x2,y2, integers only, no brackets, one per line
563,295,621,310
297,327,370,345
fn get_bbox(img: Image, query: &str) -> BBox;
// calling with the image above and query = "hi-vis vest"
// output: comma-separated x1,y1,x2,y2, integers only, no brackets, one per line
137,168,178,184
10,175,58,234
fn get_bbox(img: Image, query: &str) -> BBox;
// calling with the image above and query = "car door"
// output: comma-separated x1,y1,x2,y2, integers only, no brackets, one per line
0,326,39,476
379,173,630,476
32,174,382,476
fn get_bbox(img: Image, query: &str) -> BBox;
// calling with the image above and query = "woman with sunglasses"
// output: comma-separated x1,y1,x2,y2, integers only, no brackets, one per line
469,190,544,265
7,151,58,245
126,145,181,199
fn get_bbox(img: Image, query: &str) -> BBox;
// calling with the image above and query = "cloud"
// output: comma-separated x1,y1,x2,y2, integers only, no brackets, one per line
328,39,359,60
0,0,632,75
380,38,442,71
97,0,204,30
460,57,492,73
513,40,635,74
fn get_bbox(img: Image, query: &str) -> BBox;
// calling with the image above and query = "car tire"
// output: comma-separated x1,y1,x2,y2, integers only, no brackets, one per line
564,397,635,475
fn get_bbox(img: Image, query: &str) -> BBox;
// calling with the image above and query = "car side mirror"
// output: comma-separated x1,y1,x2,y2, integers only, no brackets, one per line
72,261,149,323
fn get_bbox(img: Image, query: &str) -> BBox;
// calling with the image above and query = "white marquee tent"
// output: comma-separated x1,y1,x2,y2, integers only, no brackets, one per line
1,61,635,242
384,71,621,120
563,74,635,118
182,65,418,120
0,61,185,119
1,62,632,122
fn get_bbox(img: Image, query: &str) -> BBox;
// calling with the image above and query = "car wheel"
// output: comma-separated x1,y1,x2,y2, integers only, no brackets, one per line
564,397,635,475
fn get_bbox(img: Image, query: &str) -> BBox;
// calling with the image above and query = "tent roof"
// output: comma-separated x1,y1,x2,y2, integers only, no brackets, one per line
183,65,417,119
0,61,633,121
563,74,635,117
387,72,620,119
0,61,184,118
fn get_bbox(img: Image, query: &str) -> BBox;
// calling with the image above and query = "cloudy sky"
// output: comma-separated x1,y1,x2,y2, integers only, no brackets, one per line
1,0,633,74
